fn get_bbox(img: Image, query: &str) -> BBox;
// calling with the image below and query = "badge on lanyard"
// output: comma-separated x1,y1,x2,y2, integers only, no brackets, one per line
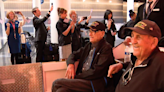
14,32,16,39
10,21,17,39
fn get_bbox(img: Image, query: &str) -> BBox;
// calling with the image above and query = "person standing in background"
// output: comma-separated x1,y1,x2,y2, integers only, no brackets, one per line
32,6,53,62
69,10,91,52
126,10,136,27
118,10,137,39
102,9,117,47
135,0,164,37
56,7,75,61
14,11,26,44
5,11,22,65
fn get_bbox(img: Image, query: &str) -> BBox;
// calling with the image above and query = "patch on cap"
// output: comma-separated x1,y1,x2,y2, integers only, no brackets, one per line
124,19,161,40
134,21,147,30
89,21,106,31
91,21,99,27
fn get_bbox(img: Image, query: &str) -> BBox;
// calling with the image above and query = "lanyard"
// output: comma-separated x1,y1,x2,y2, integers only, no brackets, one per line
143,0,159,19
10,21,16,39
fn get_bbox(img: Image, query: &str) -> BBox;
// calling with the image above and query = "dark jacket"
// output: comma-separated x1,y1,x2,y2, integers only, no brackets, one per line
33,13,50,42
71,21,89,52
56,18,72,46
67,38,115,92
117,20,134,39
101,20,116,47
135,0,164,36
116,47,164,92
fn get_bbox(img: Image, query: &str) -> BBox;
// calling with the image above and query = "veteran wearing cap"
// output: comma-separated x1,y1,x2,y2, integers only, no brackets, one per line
52,21,115,92
108,20,164,92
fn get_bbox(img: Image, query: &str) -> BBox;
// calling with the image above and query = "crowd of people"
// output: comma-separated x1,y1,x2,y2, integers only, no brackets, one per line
4,0,164,91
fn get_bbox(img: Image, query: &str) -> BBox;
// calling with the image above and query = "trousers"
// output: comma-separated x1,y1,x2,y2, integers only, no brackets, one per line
52,78,93,92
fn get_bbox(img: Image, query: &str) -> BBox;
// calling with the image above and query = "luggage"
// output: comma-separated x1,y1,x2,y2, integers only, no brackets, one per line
17,43,31,64
44,43,59,62
18,31,33,64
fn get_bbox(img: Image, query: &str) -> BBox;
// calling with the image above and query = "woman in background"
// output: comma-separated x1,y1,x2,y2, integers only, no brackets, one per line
118,10,136,39
102,9,117,47
56,7,75,61
5,11,23,65
14,11,26,44
126,10,136,27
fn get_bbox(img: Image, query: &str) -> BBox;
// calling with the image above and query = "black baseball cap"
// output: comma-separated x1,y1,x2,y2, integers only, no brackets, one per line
89,21,106,31
124,20,161,40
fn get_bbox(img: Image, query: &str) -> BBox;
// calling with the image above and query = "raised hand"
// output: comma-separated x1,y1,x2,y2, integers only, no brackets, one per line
6,23,10,27
124,36,132,46
18,11,23,16
47,26,50,31
50,5,53,12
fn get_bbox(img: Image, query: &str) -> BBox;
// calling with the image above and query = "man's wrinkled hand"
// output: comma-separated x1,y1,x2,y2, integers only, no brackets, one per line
65,64,75,79
108,63,123,78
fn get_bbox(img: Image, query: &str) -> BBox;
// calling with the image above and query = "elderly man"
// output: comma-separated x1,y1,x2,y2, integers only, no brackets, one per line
52,21,115,92
108,20,164,92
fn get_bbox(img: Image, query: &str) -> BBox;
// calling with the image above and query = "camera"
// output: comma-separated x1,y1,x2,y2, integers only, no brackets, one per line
15,11,20,14
83,16,87,20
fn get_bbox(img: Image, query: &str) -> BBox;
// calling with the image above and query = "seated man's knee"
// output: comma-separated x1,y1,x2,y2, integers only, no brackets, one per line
52,78,63,86
56,87,72,92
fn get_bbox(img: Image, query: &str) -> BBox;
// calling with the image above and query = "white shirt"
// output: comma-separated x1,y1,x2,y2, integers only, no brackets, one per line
146,0,157,13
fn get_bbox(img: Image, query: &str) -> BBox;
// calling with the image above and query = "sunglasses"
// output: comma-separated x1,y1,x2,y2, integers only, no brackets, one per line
86,29,99,35
122,68,134,86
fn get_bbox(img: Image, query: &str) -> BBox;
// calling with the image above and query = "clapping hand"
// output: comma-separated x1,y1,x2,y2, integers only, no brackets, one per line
47,26,50,31
6,23,10,27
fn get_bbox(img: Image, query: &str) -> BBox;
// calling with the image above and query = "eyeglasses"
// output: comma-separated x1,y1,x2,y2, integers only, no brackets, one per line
87,29,99,35
72,15,77,18
122,68,132,86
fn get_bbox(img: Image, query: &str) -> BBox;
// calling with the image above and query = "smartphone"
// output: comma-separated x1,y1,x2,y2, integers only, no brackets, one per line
15,11,19,14
51,3,53,6
83,16,87,20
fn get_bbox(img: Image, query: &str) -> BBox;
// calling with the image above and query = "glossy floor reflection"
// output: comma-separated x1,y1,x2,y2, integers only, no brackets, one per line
0,43,36,67
0,43,11,66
